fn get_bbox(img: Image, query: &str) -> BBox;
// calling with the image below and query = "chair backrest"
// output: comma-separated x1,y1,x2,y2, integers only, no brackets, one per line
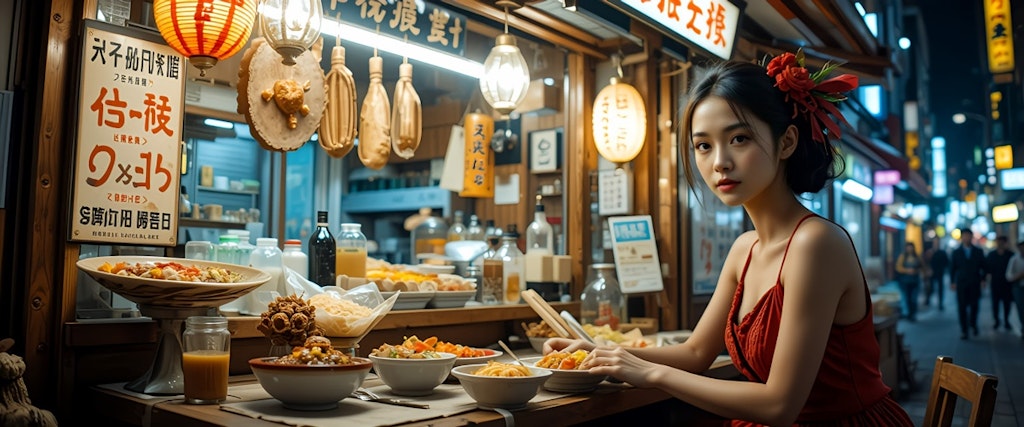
923,355,998,427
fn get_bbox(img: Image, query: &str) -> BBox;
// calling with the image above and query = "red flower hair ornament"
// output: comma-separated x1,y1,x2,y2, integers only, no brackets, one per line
764,49,859,144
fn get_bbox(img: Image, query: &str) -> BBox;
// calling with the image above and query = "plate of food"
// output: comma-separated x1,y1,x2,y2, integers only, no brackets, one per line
380,291,434,310
521,350,607,393
427,290,476,308
76,256,271,308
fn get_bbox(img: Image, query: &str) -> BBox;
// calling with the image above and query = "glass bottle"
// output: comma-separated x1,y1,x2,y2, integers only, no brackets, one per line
525,197,554,255
465,214,485,242
411,213,448,263
448,210,467,242
282,239,308,279
480,245,503,305
214,234,241,265
580,263,626,330
496,225,524,304
336,223,367,279
181,316,231,404
243,238,284,315
484,220,503,250
227,230,255,265
308,211,336,287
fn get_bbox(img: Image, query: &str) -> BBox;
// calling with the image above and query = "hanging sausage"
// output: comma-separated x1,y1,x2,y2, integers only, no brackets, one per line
391,61,422,159
319,36,357,158
358,55,392,169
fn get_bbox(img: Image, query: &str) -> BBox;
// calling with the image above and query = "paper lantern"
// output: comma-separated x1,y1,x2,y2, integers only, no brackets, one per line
479,1,530,116
592,77,647,163
153,0,258,75
259,0,323,65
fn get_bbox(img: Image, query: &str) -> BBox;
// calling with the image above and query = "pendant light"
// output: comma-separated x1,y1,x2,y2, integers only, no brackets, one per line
479,1,531,116
592,53,647,164
259,0,323,65
153,0,258,75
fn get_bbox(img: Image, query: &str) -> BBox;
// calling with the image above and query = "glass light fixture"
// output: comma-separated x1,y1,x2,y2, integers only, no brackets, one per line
479,1,530,116
153,0,258,75
592,54,646,164
259,0,323,65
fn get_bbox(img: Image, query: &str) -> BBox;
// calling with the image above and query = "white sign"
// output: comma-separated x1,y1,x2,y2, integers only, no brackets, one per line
598,169,632,215
613,0,741,60
70,20,184,245
1000,167,1024,190
607,215,664,294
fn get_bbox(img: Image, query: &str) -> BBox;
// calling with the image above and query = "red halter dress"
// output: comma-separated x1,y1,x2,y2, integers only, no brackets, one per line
723,214,912,426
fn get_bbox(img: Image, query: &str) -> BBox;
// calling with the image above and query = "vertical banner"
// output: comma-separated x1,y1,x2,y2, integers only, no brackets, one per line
460,112,494,198
70,20,185,246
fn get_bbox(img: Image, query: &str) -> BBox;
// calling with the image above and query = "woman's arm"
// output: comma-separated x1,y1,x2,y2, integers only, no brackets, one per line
894,253,911,275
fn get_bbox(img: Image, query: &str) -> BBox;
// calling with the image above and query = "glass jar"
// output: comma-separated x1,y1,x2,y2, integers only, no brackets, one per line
580,263,626,330
411,214,448,262
336,223,367,279
495,225,524,304
214,234,241,265
181,316,231,404
480,248,503,305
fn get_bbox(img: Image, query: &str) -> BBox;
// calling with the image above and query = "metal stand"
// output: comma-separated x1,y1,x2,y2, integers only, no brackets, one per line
124,305,211,395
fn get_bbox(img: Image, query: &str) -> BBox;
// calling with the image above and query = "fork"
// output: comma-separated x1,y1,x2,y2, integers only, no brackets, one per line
351,389,430,409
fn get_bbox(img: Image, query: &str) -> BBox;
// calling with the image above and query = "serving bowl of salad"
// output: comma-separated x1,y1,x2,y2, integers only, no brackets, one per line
368,336,457,396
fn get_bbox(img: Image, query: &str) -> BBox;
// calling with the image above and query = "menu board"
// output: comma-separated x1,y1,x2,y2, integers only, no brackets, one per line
607,215,664,294
69,20,184,246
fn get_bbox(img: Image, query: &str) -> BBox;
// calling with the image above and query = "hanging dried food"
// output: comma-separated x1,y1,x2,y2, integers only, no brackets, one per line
391,61,422,159
358,56,391,169
319,43,357,158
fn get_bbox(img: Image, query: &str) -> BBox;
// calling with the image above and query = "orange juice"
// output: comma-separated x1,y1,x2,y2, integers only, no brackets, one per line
182,350,230,403
504,272,521,304
335,247,367,279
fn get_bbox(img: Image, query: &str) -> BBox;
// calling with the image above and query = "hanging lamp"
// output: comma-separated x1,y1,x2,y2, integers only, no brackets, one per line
259,0,323,65
592,54,646,164
153,0,258,75
479,1,530,116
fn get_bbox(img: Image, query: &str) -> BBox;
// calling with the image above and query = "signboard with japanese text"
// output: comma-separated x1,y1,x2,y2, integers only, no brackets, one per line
607,215,664,294
605,0,742,60
323,0,467,57
983,0,1015,74
70,20,184,246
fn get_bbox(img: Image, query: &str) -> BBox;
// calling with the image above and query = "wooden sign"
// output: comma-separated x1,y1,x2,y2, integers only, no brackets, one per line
70,20,185,246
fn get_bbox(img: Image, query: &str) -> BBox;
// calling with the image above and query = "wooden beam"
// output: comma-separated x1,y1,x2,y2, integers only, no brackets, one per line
564,52,594,298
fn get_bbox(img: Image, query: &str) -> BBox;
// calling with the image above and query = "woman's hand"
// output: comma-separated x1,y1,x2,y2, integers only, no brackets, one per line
543,337,595,354
580,346,661,388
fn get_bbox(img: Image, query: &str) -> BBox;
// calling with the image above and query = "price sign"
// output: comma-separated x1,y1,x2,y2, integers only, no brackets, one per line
70,20,184,245
607,215,664,294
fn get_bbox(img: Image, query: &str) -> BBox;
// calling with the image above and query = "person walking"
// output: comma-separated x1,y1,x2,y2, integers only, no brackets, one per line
894,242,923,321
924,239,949,310
950,228,986,340
986,236,1015,331
1007,240,1024,339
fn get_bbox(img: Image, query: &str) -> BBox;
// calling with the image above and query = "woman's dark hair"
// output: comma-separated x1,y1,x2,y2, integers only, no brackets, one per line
680,61,845,195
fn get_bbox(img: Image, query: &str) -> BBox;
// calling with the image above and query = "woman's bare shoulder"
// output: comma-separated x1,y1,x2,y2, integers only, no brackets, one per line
787,217,859,271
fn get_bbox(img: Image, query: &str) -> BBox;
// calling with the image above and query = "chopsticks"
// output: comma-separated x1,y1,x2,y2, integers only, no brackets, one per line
521,289,586,340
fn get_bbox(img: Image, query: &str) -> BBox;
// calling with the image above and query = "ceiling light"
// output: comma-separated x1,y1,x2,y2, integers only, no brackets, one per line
480,1,531,116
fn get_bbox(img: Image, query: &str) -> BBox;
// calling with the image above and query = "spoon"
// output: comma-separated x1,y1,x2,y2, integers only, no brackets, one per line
497,340,525,366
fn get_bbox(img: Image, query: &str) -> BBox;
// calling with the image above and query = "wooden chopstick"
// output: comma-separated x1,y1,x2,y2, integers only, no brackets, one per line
522,289,581,339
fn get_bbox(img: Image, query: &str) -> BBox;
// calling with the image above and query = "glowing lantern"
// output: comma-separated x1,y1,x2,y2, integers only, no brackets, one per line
592,76,646,163
259,0,323,65
153,0,258,75
479,1,530,116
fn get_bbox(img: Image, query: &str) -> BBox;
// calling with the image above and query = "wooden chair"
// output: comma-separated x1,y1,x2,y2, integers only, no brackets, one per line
922,356,998,427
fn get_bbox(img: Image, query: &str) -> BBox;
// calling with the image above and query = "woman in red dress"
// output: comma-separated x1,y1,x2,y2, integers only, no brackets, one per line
546,53,913,426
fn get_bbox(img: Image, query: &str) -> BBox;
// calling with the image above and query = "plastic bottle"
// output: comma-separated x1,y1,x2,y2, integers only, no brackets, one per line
495,225,524,304
227,229,255,264
308,211,336,287
525,197,554,255
282,239,308,279
243,238,284,315
448,210,467,242
580,263,626,330
216,234,245,314
465,214,485,242
336,223,367,279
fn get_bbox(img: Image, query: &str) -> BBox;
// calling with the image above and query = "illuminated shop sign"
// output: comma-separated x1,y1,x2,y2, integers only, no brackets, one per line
983,0,1015,74
323,0,467,57
1000,167,1024,190
874,169,901,186
606,0,741,60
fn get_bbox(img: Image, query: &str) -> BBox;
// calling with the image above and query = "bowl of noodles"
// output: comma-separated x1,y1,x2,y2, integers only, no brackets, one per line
521,350,607,393
450,362,552,410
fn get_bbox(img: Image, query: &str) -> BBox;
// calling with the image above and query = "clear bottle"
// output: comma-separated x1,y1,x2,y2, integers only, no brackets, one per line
496,225,524,304
580,263,626,330
181,316,231,404
336,223,367,279
243,238,284,315
481,246,503,305
227,230,255,265
215,234,241,265
525,197,554,255
484,220,503,250
465,214,485,242
411,213,448,262
282,239,308,279
448,210,467,242
308,211,336,287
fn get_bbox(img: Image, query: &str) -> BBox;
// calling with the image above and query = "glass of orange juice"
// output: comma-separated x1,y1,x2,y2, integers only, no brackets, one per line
182,316,231,404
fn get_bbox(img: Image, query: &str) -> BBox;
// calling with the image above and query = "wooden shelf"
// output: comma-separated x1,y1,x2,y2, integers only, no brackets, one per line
197,185,259,195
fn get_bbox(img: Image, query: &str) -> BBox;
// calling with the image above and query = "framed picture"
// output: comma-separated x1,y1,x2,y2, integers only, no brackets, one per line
529,128,561,173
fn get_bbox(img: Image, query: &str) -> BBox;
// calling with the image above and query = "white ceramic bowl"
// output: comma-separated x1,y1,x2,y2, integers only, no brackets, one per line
369,352,457,396
452,348,503,367
249,356,373,411
450,364,553,410
427,290,476,308
380,291,435,310
520,356,607,393
528,336,550,353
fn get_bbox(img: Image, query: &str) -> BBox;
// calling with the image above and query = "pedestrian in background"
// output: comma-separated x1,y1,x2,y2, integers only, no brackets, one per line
895,242,923,321
1006,240,1024,340
924,238,949,310
951,228,986,340
986,236,1015,331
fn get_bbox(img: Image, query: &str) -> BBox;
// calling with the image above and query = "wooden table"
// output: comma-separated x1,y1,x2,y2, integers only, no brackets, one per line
87,357,739,427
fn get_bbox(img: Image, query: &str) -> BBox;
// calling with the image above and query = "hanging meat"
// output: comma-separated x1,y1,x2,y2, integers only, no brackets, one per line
358,55,392,169
391,61,422,159
319,43,357,158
